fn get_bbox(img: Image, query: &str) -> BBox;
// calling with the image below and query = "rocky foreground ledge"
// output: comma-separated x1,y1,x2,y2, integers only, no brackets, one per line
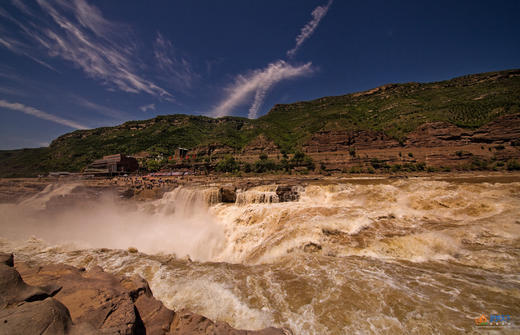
0,253,291,335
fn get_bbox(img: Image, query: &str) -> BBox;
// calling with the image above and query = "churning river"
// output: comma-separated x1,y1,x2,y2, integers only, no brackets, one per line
1,177,519,334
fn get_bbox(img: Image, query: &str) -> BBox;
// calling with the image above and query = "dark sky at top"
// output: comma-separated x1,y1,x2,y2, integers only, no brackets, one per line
1,0,519,149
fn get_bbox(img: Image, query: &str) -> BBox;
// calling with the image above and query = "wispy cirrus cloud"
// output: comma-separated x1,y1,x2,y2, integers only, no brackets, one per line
213,1,334,118
10,0,32,15
72,95,127,120
140,103,156,112
0,0,173,99
213,60,313,118
154,32,197,92
0,99,87,129
0,86,25,96
287,0,333,58
0,28,57,72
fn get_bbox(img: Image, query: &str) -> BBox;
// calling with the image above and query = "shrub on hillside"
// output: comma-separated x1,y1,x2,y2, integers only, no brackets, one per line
290,151,314,171
145,159,163,172
243,162,252,173
254,158,278,173
506,159,520,171
215,156,240,173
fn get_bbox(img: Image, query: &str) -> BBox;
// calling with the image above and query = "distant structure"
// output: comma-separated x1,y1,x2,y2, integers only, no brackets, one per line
85,154,138,174
176,147,189,159
48,171,74,177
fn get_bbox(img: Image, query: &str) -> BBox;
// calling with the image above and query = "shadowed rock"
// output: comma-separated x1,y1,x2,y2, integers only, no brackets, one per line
16,263,139,334
0,255,58,309
170,309,292,335
4,253,291,335
0,253,77,335
220,186,237,203
0,253,13,267
0,297,73,335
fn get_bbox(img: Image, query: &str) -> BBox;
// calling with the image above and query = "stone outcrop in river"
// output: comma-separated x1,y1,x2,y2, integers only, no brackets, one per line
0,253,291,335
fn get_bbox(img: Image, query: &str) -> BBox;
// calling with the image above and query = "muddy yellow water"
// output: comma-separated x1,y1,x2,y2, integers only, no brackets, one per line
1,178,519,334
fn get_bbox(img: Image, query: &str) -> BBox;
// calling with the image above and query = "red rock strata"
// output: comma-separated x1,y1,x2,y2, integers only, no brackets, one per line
301,114,520,171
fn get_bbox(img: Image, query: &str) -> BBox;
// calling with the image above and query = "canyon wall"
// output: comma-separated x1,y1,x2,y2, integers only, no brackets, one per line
298,113,520,171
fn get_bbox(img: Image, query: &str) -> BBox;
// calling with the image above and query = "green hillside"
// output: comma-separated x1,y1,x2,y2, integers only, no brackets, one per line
1,69,519,177
258,69,520,149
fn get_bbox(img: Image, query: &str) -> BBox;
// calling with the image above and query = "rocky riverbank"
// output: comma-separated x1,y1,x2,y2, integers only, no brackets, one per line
0,253,291,335
1,174,520,334
2,172,520,204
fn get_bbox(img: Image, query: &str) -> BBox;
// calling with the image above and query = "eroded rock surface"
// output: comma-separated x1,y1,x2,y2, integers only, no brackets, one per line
0,253,77,335
241,134,280,155
302,113,520,170
0,253,291,335
304,130,400,153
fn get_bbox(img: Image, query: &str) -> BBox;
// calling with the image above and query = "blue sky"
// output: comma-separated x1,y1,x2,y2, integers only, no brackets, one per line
0,0,519,149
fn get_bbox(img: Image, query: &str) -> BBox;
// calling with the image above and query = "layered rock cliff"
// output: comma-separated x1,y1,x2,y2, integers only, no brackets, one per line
302,113,520,171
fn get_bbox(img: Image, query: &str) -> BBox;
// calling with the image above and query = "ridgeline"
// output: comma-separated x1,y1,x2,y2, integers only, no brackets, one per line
1,69,520,177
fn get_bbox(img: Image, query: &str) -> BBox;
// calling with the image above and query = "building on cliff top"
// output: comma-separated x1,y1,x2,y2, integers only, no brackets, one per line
85,154,138,174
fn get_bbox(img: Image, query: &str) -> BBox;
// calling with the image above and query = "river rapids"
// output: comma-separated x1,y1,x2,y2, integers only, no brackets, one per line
0,177,519,334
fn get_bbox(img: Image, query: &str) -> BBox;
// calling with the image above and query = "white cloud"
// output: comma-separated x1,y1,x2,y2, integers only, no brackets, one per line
154,32,197,91
213,60,313,118
0,0,173,99
74,0,116,38
287,0,333,58
0,99,87,129
0,32,57,71
10,0,33,16
213,1,333,118
72,95,127,120
140,103,156,112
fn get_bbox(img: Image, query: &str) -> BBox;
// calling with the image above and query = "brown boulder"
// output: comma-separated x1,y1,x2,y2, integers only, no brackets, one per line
135,293,174,334
0,298,73,335
13,256,292,335
0,253,78,335
275,185,301,202
220,186,237,203
0,257,56,309
16,263,140,334
121,275,175,335
0,253,13,266
169,309,292,335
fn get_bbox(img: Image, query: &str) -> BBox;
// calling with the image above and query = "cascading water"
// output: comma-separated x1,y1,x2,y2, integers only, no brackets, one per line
155,186,221,215
1,178,519,334
0,185,225,260
235,185,279,205
18,182,81,210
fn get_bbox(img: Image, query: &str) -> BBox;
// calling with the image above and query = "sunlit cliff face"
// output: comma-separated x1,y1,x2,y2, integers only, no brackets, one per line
1,178,519,334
